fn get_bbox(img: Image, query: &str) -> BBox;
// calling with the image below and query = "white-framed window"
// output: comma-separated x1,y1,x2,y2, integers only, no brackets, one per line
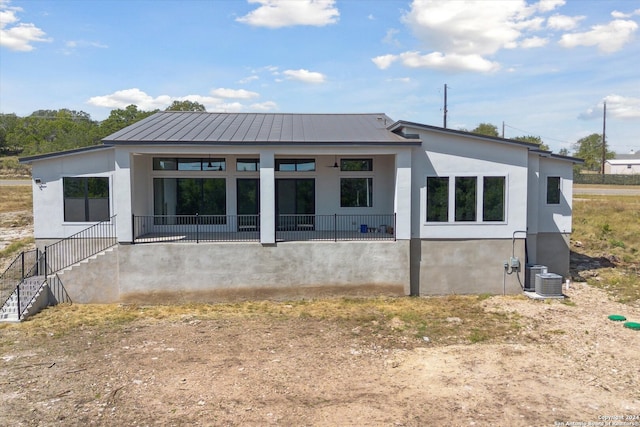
546,176,561,205
426,175,506,223
63,177,110,222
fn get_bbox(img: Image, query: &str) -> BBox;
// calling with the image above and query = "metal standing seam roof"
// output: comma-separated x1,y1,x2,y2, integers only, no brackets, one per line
103,112,415,144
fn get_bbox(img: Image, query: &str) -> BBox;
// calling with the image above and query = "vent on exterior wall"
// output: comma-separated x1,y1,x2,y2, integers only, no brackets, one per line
535,273,563,297
525,264,547,292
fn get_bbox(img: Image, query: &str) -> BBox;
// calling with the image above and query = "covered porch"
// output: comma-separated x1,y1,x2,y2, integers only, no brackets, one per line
122,148,412,245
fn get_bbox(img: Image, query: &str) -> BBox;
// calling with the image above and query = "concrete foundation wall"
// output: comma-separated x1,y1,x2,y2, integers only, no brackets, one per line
414,238,526,295
533,233,570,279
54,247,120,303
118,241,409,303
44,241,410,304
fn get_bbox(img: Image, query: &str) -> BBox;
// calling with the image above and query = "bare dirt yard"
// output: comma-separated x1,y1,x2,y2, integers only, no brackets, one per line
1,282,639,427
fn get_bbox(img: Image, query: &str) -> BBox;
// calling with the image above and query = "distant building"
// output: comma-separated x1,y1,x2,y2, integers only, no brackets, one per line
605,149,640,174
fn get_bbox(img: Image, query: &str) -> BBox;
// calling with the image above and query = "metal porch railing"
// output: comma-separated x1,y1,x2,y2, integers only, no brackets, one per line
132,214,396,243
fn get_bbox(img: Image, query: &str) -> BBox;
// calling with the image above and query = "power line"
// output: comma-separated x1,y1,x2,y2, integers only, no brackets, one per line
503,123,574,145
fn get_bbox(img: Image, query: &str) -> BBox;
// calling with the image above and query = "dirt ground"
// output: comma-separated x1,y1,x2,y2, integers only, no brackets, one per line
1,282,639,426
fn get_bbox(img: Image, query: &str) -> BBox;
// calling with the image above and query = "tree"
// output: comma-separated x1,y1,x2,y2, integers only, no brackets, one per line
0,113,21,155
470,123,499,137
94,105,157,140
558,148,569,156
165,100,206,112
512,135,550,151
4,109,97,156
572,133,615,171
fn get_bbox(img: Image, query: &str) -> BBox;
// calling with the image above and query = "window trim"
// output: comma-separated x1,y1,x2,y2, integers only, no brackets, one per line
546,176,561,205
275,158,316,172
340,158,373,172
340,177,374,208
425,174,508,225
63,176,111,223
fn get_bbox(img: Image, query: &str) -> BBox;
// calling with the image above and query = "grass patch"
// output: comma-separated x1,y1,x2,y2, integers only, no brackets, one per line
0,156,31,178
0,185,32,213
0,237,34,259
0,295,522,346
572,194,640,304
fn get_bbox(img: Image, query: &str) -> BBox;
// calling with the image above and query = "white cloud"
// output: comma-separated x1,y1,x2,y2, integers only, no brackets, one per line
398,51,500,73
238,75,259,84
87,88,250,112
520,36,549,48
236,0,339,28
0,1,51,51
371,54,397,70
374,0,562,73
373,51,499,73
402,1,540,56
547,14,584,30
383,28,401,46
283,69,326,84
579,95,640,120
249,101,278,111
611,9,640,19
62,39,108,55
533,0,565,13
559,19,638,53
87,89,173,110
210,88,260,99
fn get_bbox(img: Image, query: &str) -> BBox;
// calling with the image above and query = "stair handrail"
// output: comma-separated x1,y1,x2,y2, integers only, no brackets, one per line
44,215,117,274
0,249,40,310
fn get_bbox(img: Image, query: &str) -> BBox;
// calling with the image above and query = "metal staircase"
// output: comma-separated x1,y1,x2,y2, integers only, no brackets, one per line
0,215,117,322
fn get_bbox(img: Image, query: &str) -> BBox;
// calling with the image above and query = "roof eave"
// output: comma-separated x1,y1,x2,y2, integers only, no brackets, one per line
19,145,114,164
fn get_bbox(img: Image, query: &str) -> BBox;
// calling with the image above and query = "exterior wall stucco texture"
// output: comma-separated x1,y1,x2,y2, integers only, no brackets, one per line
118,241,409,303
415,239,526,295
534,232,570,279
51,241,410,304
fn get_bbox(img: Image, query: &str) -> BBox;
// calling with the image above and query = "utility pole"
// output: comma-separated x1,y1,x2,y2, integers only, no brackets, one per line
502,121,505,138
443,84,448,129
601,101,607,174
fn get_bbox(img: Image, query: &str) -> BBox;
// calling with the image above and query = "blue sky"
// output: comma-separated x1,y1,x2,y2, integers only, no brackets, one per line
1,0,639,154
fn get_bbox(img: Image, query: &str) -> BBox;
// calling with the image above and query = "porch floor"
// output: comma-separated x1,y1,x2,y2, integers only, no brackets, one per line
133,229,395,243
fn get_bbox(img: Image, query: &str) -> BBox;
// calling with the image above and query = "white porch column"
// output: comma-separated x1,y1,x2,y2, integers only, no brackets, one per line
259,150,276,244
114,148,133,243
394,149,412,240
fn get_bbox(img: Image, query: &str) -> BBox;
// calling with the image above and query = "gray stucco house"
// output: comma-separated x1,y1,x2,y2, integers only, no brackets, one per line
16,112,581,304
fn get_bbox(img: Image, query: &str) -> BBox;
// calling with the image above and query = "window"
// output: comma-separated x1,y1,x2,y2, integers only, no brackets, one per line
455,177,477,221
483,177,505,221
275,159,315,172
340,159,372,171
426,177,449,222
341,178,373,207
63,177,110,222
154,178,226,223
236,158,260,171
152,157,226,171
546,176,561,204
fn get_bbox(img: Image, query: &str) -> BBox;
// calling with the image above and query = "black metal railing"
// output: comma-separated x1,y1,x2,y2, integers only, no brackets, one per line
132,213,395,243
133,214,260,243
44,215,117,273
276,214,396,241
0,249,41,311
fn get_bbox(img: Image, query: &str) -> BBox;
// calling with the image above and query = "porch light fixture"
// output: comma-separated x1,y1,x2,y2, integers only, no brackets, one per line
207,155,213,169
333,156,339,169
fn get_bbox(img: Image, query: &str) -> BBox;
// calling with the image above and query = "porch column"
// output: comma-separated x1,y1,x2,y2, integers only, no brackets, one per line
394,149,412,240
259,150,276,244
114,148,133,243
